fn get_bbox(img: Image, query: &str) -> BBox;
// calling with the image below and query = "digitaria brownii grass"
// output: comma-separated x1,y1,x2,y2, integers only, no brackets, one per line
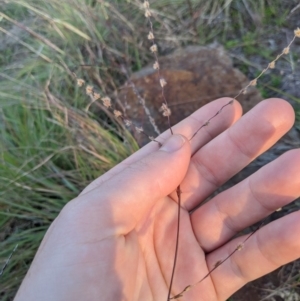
74,6,300,296
142,2,183,299
169,223,264,300
169,27,300,301
143,0,173,134
141,3,300,299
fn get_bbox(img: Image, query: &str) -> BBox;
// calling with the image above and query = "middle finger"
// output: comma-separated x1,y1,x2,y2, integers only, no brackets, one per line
191,149,300,252
174,98,295,211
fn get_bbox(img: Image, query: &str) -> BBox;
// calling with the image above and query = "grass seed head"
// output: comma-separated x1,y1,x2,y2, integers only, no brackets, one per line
283,47,290,54
143,1,150,9
86,85,93,95
153,61,160,70
269,61,276,69
148,31,155,40
237,243,244,251
145,9,151,18
113,110,122,118
295,28,300,38
160,78,167,87
161,103,171,117
150,44,158,52
77,78,85,87
93,93,101,101
101,96,112,108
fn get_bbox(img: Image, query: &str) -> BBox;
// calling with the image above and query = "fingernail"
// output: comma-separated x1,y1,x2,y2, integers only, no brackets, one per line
160,135,186,153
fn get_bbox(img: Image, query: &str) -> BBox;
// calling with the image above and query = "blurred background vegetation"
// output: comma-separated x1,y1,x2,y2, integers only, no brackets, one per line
0,0,300,299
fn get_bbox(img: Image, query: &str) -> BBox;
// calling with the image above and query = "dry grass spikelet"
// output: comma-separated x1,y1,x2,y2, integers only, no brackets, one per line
148,31,155,40
160,78,167,87
237,243,244,251
161,103,171,117
113,110,122,118
77,78,85,87
150,44,158,53
269,61,276,69
153,61,160,70
145,9,151,18
295,28,300,38
86,85,93,95
93,93,101,101
101,96,112,108
143,1,150,9
283,47,290,54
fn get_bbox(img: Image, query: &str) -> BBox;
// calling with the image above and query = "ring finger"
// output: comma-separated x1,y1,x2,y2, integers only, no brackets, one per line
191,149,300,252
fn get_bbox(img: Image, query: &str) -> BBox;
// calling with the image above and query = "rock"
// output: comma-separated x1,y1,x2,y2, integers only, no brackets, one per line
118,44,262,146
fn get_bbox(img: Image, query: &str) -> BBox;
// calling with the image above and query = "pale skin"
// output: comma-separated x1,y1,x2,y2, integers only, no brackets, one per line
15,98,300,301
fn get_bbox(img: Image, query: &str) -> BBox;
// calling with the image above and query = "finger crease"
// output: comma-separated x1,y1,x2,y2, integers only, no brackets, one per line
214,199,238,235
229,248,247,282
193,156,221,188
248,178,273,213
255,229,280,269
227,128,253,161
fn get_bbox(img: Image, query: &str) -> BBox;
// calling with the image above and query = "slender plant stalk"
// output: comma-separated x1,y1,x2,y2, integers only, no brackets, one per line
186,0,198,34
167,29,300,299
167,186,182,300
189,100,234,141
73,6,300,297
169,223,264,300
142,3,182,299
0,244,18,277
141,4,300,300
143,1,173,134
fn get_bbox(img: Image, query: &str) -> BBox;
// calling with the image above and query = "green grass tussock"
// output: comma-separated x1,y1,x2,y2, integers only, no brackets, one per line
0,81,137,299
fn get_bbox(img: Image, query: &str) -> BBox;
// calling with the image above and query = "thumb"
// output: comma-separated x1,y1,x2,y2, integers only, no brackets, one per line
78,134,191,235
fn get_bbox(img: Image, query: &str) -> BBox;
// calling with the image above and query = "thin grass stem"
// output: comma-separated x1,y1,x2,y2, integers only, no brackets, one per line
169,223,264,300
0,244,18,277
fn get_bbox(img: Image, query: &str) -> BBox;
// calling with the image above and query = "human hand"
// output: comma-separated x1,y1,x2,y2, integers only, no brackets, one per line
14,98,300,301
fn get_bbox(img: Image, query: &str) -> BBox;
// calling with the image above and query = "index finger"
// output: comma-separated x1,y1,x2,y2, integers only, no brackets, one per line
80,97,242,195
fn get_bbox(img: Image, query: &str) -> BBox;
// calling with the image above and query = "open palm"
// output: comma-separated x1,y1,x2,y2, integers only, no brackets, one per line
15,98,300,301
